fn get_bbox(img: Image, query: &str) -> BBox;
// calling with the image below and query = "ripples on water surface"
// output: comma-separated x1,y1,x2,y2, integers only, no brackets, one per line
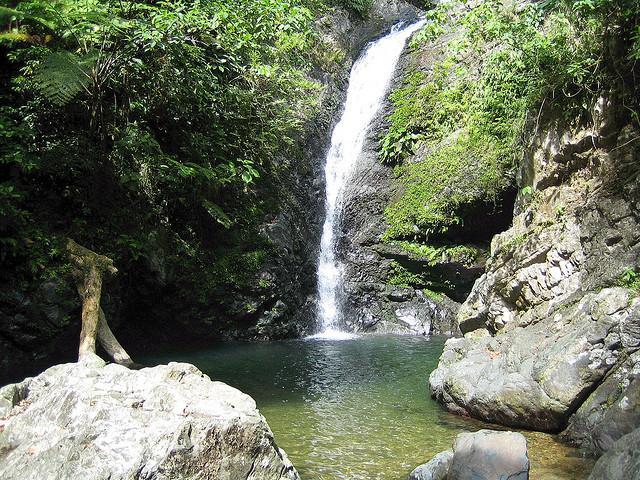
145,335,594,480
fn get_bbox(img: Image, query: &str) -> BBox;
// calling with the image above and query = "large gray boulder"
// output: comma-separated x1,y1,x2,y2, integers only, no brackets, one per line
0,361,299,480
430,288,638,432
408,450,453,480
408,430,529,480
587,428,640,480
449,430,529,480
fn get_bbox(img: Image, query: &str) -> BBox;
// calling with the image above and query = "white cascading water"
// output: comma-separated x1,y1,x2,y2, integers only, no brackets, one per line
311,20,425,340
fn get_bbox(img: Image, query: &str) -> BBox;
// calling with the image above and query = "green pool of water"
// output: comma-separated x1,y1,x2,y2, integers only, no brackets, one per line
145,335,594,480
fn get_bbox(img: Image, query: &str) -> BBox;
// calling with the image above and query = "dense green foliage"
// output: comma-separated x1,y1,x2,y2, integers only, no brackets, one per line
0,0,348,314
381,0,640,241
388,261,443,299
328,0,374,16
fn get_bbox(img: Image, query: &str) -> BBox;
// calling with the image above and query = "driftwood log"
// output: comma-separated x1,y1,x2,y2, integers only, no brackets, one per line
67,239,137,367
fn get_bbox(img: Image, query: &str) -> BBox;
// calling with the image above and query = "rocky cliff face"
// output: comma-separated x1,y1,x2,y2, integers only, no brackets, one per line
0,361,298,480
338,62,464,336
429,97,640,455
338,94,464,336
0,278,122,385
337,17,513,337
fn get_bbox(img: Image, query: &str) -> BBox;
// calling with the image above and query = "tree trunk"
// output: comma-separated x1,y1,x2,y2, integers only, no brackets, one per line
77,264,103,357
97,307,135,367
67,239,137,367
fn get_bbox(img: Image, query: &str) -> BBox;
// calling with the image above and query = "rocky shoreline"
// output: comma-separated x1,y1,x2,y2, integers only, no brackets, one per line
427,96,640,472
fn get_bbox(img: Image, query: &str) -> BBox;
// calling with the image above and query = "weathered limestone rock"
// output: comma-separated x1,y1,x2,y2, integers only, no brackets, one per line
429,95,640,447
430,288,638,432
344,282,461,335
587,428,640,480
0,362,299,480
450,430,529,480
562,350,640,454
408,430,529,480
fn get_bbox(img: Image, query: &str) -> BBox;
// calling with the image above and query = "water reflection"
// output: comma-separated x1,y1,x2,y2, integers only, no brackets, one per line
143,336,594,480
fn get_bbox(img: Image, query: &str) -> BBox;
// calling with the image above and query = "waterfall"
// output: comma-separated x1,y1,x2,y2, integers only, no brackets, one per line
312,20,425,340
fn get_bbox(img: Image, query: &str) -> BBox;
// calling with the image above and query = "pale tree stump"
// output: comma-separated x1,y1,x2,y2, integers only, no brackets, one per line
67,239,138,368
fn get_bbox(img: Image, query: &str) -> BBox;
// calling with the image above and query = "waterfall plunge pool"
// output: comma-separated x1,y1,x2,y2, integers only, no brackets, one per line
143,335,594,480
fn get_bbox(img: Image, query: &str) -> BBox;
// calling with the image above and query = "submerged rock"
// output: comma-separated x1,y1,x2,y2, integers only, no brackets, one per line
449,430,529,480
409,430,529,480
408,450,453,480
0,362,299,480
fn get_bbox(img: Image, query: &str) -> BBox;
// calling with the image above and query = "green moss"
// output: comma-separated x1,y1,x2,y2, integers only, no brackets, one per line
387,260,443,300
380,0,625,242
388,261,424,288
617,268,640,293
422,288,444,301
498,232,530,256
212,249,269,289
391,240,479,267
384,127,512,238
336,0,373,17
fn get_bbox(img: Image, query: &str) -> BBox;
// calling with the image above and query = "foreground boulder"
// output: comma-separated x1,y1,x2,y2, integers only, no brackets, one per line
0,361,299,480
409,430,529,480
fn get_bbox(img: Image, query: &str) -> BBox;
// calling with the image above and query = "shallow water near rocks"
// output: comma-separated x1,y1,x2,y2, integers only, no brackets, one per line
144,335,594,480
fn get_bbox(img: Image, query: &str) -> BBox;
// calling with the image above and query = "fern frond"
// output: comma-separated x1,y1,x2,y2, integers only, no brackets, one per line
33,51,97,105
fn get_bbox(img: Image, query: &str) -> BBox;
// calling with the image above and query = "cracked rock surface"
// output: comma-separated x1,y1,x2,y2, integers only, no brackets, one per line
0,361,299,480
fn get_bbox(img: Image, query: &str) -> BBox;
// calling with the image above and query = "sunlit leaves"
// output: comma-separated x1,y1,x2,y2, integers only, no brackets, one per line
0,0,329,289
202,200,233,229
